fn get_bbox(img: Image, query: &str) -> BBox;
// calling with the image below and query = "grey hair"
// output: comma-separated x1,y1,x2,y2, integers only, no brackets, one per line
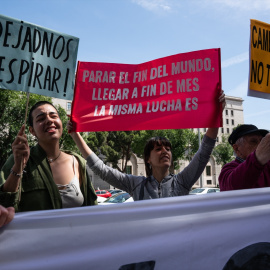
233,137,245,156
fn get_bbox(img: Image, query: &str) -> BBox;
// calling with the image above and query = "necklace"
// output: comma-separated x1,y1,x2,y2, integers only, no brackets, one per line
47,151,61,163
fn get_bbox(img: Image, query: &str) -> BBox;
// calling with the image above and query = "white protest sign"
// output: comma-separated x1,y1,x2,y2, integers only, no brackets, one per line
0,14,79,100
1,188,270,269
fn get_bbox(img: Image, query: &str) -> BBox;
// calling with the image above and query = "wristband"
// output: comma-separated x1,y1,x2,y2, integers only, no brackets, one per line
10,168,23,177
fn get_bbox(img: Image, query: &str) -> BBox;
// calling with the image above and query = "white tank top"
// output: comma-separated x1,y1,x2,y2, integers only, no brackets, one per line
56,156,84,208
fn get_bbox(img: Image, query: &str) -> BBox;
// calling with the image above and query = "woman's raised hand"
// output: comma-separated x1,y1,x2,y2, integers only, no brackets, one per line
66,120,74,133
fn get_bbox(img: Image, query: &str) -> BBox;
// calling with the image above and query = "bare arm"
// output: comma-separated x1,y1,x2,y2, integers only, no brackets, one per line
67,121,92,159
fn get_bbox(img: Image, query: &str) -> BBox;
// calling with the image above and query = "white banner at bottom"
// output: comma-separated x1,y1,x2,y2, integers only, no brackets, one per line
1,188,270,270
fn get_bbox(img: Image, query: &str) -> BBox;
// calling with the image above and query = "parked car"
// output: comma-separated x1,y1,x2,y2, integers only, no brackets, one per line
189,188,220,195
108,189,123,196
99,192,134,205
97,196,107,204
95,190,112,198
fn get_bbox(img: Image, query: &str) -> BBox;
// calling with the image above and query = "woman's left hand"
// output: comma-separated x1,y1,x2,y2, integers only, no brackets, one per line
66,120,74,133
219,90,226,111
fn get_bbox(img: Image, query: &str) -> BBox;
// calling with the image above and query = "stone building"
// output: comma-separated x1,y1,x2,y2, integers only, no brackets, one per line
53,95,244,190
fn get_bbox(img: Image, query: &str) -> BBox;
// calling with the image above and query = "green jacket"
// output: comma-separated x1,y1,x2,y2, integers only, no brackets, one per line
0,144,97,212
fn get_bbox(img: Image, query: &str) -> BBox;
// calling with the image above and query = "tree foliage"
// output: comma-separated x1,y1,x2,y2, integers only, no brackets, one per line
56,104,89,154
84,129,200,173
212,135,234,167
131,129,199,170
84,131,141,172
0,89,52,168
0,89,81,168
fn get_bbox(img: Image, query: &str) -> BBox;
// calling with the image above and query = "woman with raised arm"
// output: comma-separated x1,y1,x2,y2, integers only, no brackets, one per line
0,101,97,212
68,91,225,201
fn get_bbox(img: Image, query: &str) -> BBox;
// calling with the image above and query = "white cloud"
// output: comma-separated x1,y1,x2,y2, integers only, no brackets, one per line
221,52,249,68
206,0,270,11
131,0,172,12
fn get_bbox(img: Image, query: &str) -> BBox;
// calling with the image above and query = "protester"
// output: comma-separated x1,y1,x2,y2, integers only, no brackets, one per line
0,205,14,228
68,91,225,201
219,124,270,191
0,101,97,212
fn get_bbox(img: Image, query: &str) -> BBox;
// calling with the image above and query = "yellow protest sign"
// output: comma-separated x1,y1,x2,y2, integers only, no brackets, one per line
249,19,270,96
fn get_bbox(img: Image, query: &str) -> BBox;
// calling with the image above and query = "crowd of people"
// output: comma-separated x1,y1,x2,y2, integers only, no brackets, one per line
1,89,270,228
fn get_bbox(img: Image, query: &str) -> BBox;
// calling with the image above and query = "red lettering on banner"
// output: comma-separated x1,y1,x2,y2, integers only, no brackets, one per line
71,49,222,132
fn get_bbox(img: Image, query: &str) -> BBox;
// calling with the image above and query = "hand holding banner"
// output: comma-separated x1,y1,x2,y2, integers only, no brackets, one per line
71,48,222,132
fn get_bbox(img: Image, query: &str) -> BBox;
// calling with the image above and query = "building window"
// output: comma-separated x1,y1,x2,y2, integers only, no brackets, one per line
232,119,234,125
204,128,206,132
226,119,229,125
231,110,234,116
207,180,212,185
126,165,132,174
225,110,228,115
222,128,224,133
227,128,230,133
216,137,219,142
206,166,211,176
67,102,72,111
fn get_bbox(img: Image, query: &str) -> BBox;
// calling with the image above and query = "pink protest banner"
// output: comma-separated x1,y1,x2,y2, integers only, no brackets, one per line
71,49,222,132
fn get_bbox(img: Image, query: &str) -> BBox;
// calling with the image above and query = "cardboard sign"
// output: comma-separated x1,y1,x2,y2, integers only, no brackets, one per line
0,14,79,100
71,49,222,132
248,19,270,99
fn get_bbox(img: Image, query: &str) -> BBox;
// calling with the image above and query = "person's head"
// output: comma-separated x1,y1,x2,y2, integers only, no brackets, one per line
28,101,62,143
144,136,173,177
228,124,269,159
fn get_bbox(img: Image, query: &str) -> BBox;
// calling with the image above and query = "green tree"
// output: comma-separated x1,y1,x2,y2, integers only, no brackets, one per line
85,131,142,172
56,104,89,154
0,89,80,168
0,90,53,168
131,129,199,170
212,135,234,167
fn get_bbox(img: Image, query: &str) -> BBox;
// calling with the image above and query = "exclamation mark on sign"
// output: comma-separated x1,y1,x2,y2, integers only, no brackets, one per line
63,68,70,97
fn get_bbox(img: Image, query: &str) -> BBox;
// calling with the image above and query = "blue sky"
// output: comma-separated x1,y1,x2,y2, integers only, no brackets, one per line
2,0,270,130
